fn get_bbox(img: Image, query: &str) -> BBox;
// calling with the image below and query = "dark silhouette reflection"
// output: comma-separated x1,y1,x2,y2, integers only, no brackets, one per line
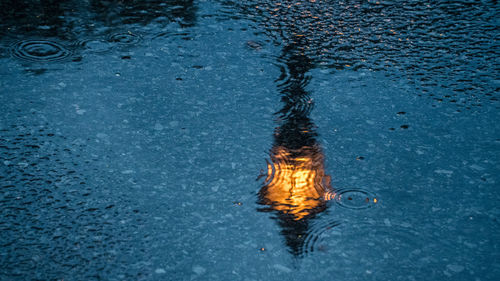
0,0,68,38
0,0,197,38
229,0,498,109
258,44,335,257
0,0,198,62
88,0,197,28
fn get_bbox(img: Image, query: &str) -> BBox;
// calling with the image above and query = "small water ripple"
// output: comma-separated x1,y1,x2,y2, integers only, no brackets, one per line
334,188,378,210
10,40,72,62
300,219,342,257
107,32,142,45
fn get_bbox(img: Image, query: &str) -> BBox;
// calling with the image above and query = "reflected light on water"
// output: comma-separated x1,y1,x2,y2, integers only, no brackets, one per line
260,145,334,220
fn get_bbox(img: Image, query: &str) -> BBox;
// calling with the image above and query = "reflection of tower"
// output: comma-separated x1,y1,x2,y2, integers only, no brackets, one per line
258,44,335,257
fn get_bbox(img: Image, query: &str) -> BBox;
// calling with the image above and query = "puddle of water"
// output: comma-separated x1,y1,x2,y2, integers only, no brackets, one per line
0,1,499,280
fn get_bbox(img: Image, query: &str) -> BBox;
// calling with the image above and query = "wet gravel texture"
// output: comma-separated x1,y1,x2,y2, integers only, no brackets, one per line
0,1,499,280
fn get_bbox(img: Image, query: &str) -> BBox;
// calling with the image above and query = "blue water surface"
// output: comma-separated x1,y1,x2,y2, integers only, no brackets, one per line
0,1,499,280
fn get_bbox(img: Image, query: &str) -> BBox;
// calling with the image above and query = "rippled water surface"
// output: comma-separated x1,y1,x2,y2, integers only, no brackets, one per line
1,1,499,280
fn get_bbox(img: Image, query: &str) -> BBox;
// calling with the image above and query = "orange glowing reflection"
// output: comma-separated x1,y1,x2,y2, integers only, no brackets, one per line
259,144,334,220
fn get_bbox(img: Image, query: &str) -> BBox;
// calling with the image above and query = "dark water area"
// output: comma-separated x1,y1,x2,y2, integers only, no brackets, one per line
0,1,499,280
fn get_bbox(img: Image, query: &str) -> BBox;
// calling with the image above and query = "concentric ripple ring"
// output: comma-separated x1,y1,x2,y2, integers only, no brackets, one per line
108,32,142,45
334,188,377,210
10,40,72,62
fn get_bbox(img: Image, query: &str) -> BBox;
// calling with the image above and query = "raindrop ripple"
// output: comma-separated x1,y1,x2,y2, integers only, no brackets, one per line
108,32,142,45
334,188,377,210
10,40,72,62
300,219,342,257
